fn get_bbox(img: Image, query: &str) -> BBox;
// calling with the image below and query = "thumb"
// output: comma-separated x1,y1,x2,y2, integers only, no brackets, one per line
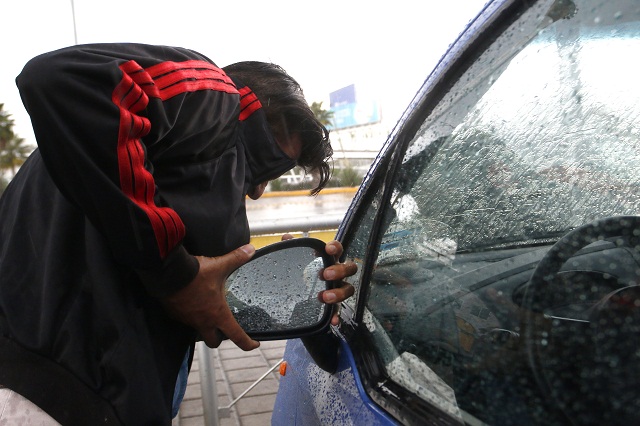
218,244,256,277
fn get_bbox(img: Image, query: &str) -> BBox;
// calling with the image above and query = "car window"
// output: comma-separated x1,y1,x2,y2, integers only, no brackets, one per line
354,0,640,424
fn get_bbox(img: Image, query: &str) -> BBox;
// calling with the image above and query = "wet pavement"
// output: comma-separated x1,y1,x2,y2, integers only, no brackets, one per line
173,340,287,426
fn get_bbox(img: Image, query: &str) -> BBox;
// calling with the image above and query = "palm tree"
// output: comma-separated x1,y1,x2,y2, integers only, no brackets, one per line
310,101,334,127
0,104,15,151
0,136,32,176
0,103,33,177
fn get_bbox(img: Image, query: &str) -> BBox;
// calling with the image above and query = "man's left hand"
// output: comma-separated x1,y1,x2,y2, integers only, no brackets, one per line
319,240,357,326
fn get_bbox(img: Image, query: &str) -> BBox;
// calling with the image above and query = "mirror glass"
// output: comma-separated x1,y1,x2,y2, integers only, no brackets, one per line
225,241,331,336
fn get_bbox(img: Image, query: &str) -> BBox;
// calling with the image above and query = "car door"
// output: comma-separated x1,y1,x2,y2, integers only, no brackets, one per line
274,0,640,424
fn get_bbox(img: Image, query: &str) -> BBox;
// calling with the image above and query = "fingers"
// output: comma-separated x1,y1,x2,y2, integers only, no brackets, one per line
164,248,259,352
319,249,357,306
199,328,224,348
199,250,259,351
200,322,260,351
215,314,260,351
272,238,355,330
324,240,343,257
319,283,355,304
192,279,259,351
323,261,358,282
331,313,341,327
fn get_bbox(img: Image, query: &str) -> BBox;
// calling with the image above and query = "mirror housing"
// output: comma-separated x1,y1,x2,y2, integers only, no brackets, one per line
225,238,337,340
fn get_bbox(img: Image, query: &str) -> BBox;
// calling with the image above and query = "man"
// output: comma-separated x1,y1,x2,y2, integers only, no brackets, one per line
0,43,356,425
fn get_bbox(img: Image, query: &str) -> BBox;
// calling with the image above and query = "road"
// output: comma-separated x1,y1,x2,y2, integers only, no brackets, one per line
246,188,357,246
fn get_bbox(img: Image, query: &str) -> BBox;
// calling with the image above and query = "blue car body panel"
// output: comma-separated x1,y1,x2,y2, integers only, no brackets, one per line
272,338,397,425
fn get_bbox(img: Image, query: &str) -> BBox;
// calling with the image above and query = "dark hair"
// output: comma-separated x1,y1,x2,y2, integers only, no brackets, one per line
223,61,333,195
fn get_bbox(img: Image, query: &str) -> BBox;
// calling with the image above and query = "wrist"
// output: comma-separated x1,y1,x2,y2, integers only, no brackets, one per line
135,245,199,298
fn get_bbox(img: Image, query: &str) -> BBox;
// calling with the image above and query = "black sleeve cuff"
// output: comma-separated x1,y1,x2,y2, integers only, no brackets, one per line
135,245,200,298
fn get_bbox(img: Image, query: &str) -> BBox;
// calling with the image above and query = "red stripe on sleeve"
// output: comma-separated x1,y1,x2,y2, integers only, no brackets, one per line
160,79,238,101
145,60,237,100
145,60,232,81
114,62,185,258
113,59,240,258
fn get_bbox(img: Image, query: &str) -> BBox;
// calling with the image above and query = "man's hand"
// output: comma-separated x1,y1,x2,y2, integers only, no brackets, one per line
281,234,357,326
320,240,357,326
162,244,260,350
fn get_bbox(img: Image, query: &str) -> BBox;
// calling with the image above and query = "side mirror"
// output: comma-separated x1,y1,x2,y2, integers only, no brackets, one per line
225,237,336,340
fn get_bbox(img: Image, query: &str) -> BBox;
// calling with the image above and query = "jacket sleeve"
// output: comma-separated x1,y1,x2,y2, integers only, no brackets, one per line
15,43,241,297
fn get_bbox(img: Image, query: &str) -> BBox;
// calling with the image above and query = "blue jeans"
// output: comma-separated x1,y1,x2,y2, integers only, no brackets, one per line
172,348,190,418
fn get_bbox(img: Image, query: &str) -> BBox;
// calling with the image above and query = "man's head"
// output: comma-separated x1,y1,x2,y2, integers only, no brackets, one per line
223,61,333,196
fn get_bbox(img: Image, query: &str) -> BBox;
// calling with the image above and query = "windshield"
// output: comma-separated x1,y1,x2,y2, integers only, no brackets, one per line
354,0,640,424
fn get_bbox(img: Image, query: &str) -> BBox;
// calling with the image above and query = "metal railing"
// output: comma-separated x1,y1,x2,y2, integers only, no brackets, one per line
249,213,344,236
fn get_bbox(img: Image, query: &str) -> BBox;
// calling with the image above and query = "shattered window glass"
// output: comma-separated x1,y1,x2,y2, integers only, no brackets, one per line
361,0,640,424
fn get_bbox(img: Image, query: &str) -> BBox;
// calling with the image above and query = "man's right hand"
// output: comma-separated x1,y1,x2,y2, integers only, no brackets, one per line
161,244,260,351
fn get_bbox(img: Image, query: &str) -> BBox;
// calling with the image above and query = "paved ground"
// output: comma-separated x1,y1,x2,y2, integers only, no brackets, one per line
173,340,287,426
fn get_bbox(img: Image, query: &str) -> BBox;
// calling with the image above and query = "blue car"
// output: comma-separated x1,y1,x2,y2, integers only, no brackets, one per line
229,0,640,424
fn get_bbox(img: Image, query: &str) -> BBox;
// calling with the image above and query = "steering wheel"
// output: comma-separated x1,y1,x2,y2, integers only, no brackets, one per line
521,215,640,424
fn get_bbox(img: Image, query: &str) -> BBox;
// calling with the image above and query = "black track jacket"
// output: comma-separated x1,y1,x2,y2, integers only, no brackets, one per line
0,43,296,425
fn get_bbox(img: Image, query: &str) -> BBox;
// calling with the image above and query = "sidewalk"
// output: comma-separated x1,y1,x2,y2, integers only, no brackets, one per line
173,340,288,426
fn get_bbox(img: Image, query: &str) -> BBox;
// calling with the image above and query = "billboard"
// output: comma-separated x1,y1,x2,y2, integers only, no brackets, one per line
329,84,380,130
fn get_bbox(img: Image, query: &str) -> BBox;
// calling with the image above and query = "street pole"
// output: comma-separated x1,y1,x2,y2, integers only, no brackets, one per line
70,0,78,44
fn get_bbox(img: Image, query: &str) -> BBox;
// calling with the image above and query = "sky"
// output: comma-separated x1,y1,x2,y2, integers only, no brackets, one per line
2,0,487,148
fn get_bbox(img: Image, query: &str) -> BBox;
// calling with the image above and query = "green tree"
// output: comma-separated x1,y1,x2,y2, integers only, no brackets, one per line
1,136,32,175
0,104,33,193
0,103,15,152
310,101,334,127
